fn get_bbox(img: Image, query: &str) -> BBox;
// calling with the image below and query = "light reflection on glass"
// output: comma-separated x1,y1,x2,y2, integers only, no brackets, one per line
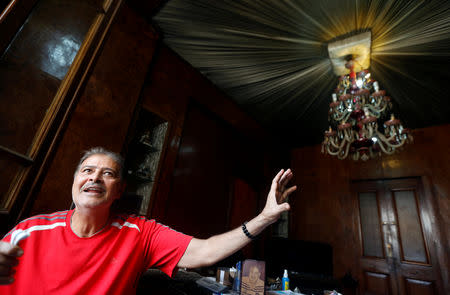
43,35,80,79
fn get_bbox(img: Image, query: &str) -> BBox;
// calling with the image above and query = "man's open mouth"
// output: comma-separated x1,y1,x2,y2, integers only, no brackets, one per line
81,184,106,194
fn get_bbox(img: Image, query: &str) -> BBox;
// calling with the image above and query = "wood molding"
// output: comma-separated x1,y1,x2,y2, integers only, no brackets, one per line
0,0,38,55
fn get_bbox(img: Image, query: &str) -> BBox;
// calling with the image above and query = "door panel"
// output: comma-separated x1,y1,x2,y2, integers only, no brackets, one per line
359,192,384,258
364,271,392,295
393,190,428,264
405,278,435,295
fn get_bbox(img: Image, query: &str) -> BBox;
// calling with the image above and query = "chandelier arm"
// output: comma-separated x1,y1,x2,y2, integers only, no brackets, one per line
326,144,341,156
384,138,407,149
330,136,345,151
378,103,388,113
377,139,395,155
365,104,381,117
335,110,350,122
345,111,351,122
344,130,353,142
376,134,396,155
377,131,394,143
377,131,407,148
370,125,375,138
329,137,341,149
374,99,382,108
337,142,351,159
336,136,348,150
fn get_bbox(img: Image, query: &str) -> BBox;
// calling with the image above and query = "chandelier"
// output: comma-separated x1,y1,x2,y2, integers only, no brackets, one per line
321,58,413,161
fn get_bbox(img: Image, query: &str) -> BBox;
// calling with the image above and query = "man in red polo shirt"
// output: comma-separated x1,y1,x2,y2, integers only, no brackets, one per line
0,147,296,294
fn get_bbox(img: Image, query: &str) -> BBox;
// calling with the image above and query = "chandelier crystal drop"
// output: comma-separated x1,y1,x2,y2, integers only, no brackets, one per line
321,59,413,161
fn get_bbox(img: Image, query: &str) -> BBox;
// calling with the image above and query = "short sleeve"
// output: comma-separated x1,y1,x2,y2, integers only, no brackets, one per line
140,220,193,277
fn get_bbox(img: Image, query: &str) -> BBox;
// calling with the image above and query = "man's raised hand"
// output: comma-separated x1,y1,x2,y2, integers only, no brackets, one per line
260,169,297,224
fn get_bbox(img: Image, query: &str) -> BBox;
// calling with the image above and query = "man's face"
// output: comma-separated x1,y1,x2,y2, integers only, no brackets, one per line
249,266,261,283
72,154,124,210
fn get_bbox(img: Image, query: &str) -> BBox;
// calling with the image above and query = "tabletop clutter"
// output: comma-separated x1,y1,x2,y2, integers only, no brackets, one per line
195,259,343,295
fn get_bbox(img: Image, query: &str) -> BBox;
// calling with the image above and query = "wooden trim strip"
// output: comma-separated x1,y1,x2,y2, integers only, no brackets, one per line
0,145,33,166
0,0,17,22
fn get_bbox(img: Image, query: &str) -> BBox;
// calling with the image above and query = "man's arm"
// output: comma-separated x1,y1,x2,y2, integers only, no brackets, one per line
177,169,296,268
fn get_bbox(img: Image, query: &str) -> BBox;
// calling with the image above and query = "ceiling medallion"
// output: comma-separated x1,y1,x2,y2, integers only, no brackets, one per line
322,32,413,161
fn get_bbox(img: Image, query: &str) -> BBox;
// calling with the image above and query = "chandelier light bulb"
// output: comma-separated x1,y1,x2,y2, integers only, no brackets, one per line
356,78,363,88
332,93,337,102
373,81,379,92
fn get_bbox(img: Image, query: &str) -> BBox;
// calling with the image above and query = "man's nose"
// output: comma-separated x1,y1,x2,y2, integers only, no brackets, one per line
89,170,103,182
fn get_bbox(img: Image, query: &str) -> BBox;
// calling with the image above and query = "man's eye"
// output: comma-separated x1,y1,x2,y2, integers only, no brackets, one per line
82,168,92,173
104,171,114,177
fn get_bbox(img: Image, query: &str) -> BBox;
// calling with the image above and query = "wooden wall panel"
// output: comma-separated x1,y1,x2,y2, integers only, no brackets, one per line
29,4,159,214
164,104,232,237
161,103,265,238
290,124,450,289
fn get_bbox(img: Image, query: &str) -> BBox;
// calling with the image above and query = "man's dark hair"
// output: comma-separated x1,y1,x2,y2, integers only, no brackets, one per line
74,147,125,180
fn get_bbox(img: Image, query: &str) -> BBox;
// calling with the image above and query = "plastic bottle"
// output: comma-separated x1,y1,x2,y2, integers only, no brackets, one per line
282,269,290,291
232,261,241,292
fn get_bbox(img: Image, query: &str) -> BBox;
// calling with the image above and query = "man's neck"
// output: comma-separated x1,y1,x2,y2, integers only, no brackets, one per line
71,208,110,238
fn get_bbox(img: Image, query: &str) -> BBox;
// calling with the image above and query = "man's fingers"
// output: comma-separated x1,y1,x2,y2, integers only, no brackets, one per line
271,169,285,191
0,241,21,282
278,169,293,187
0,255,19,267
0,242,23,257
279,186,297,203
0,242,21,285
0,264,15,276
272,169,284,185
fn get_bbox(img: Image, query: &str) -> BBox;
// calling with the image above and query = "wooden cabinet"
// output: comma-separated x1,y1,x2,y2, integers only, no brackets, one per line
0,0,123,234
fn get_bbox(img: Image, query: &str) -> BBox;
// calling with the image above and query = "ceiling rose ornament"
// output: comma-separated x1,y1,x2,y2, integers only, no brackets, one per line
322,33,412,161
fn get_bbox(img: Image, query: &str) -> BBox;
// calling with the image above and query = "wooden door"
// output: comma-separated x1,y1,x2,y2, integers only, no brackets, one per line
352,178,444,295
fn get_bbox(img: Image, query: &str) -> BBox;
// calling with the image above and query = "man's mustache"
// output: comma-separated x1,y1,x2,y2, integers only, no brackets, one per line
80,182,106,193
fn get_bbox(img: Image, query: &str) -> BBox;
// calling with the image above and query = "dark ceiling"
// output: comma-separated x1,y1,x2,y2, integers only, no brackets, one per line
151,0,450,147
